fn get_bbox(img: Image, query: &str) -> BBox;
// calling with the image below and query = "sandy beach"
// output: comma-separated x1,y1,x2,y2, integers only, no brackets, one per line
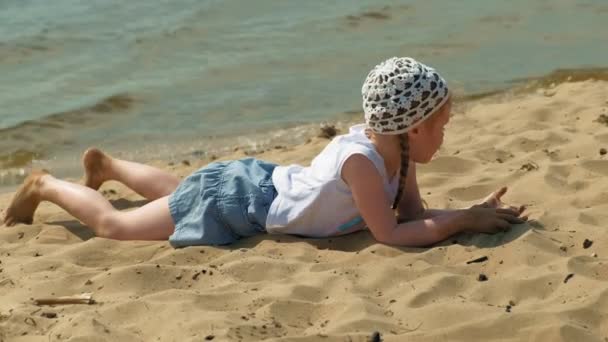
1,80,608,341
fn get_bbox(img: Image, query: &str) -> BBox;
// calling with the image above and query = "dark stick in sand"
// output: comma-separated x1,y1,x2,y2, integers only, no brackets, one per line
466,256,488,264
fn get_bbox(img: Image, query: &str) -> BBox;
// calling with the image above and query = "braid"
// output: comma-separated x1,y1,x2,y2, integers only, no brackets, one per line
392,133,410,210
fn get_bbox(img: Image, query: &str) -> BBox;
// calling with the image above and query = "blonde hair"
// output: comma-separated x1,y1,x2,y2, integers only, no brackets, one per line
392,134,409,209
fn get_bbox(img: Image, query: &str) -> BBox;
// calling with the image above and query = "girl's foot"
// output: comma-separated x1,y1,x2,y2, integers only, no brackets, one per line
3,170,48,226
82,148,112,190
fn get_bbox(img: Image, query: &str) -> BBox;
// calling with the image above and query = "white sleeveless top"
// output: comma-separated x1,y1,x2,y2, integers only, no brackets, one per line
265,124,399,237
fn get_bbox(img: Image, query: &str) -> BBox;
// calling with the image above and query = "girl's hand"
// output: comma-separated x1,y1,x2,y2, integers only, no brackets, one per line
464,206,527,234
473,187,527,217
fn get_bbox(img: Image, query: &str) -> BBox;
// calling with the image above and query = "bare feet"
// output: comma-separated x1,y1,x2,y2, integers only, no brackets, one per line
3,170,48,226
82,148,112,190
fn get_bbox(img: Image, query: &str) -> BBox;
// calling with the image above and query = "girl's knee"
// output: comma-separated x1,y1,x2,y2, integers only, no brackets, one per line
96,213,126,239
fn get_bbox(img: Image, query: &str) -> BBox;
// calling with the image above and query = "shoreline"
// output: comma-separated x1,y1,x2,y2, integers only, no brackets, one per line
3,66,608,192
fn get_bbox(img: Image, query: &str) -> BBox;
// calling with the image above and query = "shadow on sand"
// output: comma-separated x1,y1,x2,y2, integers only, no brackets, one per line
47,198,150,241
47,195,540,253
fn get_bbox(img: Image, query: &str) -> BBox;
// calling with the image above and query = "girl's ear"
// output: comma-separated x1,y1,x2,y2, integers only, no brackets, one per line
407,125,426,145
409,117,433,137
409,127,420,136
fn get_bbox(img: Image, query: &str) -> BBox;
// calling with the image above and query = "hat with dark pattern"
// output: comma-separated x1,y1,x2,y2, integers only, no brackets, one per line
362,57,449,135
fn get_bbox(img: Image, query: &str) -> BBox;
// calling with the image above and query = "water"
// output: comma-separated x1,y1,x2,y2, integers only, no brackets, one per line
1,0,608,189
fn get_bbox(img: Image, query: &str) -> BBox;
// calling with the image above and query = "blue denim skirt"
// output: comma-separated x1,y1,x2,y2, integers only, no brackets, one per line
168,158,277,247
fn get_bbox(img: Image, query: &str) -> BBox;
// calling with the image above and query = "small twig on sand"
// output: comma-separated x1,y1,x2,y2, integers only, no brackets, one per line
531,230,563,244
33,293,95,306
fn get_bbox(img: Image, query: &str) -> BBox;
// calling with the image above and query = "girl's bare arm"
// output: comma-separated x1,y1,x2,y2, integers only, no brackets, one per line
396,164,524,221
342,154,467,246
342,155,525,247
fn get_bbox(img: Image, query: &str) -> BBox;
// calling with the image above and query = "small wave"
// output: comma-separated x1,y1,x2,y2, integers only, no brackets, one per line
34,93,135,124
0,41,53,64
513,67,608,89
455,67,608,102
0,168,27,189
0,149,42,169
0,93,136,169
342,4,414,28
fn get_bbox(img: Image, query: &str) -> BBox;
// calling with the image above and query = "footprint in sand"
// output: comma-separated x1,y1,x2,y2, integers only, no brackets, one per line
472,147,516,164
567,256,608,281
505,131,569,154
593,132,608,144
578,212,599,226
447,184,498,202
422,156,476,174
581,160,608,176
407,274,467,308
529,107,554,123
544,164,588,191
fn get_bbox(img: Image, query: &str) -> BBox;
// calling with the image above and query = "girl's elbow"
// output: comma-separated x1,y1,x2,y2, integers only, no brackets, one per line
372,226,424,247
370,225,396,245
373,224,443,247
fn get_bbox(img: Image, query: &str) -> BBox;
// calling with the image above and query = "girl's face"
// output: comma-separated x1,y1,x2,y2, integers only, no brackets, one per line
408,98,452,163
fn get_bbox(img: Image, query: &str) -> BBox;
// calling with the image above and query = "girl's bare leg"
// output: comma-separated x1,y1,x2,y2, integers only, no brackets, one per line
3,171,175,240
83,148,180,200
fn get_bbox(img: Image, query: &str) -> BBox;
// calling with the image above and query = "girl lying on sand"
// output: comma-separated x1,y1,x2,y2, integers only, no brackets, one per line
3,57,527,247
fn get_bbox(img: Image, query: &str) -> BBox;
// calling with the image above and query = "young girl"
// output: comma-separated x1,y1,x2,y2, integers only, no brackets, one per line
2,57,526,247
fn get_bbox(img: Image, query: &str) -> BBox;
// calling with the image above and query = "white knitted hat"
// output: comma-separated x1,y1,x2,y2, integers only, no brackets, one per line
362,57,450,135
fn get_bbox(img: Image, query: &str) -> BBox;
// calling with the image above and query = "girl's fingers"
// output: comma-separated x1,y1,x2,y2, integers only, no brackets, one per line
475,202,493,209
494,187,508,201
499,204,519,212
497,214,525,224
494,219,510,231
498,204,527,218
496,208,520,216
482,197,497,207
